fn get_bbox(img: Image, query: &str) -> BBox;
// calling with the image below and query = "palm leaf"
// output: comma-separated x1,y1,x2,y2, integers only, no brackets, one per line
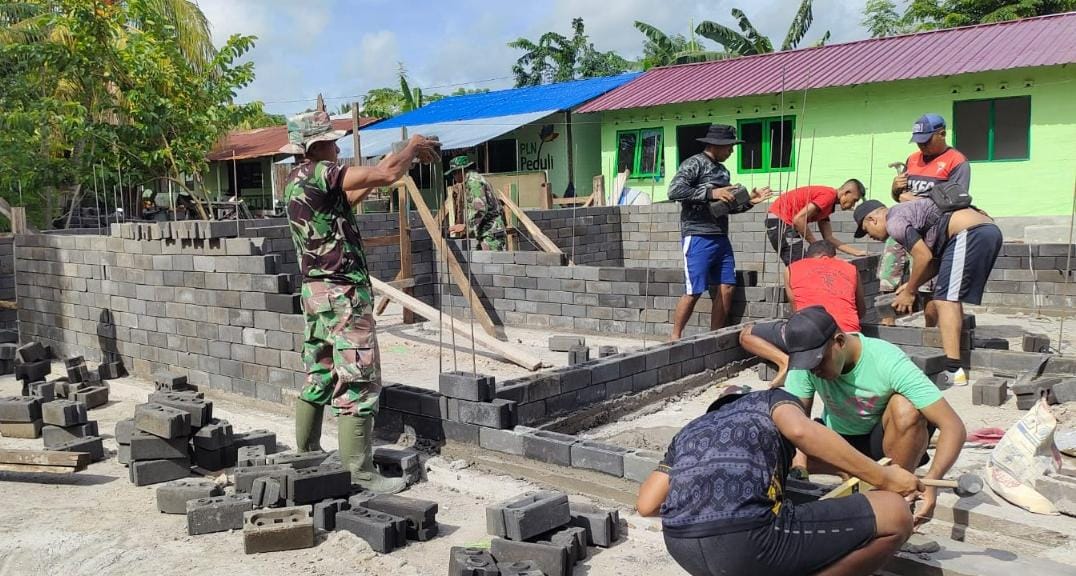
695,20,753,56
781,0,814,50
730,9,773,54
812,30,830,47
136,0,215,71
634,20,674,54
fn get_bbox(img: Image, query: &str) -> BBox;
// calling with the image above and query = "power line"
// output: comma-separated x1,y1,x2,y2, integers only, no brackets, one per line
254,75,515,106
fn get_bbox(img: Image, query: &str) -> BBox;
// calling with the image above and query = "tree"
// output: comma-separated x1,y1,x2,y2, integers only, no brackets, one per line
696,0,829,57
634,20,729,69
0,0,258,228
862,0,914,37
232,101,286,130
904,0,1076,29
508,18,632,87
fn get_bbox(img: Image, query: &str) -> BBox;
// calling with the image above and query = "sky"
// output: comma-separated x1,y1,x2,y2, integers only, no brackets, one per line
197,0,874,117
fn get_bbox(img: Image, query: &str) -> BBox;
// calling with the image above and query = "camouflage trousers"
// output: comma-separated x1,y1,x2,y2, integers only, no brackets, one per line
477,230,507,251
299,281,381,417
878,237,935,295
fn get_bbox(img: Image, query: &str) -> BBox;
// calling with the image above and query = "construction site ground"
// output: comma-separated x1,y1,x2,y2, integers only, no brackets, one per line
2,303,1075,575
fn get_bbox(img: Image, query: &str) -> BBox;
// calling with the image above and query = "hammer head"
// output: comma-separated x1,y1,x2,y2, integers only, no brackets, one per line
955,474,983,497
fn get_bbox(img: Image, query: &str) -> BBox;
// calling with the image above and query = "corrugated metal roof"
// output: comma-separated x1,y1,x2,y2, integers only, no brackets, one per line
208,118,377,161
366,73,641,130
578,13,1076,113
341,111,554,158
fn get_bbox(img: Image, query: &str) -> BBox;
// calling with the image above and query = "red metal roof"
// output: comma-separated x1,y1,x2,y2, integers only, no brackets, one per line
208,118,376,161
578,13,1076,113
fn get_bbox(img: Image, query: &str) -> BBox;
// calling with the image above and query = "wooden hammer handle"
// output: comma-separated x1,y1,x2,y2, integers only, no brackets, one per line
920,478,959,488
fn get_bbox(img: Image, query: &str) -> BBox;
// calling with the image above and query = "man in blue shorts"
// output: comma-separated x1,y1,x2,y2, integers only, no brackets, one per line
668,124,771,339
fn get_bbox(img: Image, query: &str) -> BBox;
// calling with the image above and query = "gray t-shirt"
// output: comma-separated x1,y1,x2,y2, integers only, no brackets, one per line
886,198,945,253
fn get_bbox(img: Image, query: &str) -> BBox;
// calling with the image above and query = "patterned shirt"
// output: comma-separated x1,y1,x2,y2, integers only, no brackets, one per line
659,389,803,537
283,160,371,293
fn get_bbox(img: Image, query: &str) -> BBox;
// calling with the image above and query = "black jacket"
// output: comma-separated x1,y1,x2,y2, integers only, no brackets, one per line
668,153,755,237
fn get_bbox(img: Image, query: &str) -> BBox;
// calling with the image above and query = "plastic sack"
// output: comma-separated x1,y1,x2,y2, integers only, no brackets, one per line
986,397,1063,514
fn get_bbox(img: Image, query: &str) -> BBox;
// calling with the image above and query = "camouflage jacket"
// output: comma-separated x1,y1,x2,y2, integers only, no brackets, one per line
283,160,371,293
458,171,506,238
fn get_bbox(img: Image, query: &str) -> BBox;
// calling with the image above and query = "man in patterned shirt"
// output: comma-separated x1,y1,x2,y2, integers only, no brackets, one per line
280,111,440,494
446,155,507,250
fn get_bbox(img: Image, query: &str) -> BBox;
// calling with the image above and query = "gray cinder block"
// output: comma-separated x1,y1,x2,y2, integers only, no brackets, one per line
486,491,570,541
156,478,223,514
186,493,253,535
134,403,190,439
570,441,629,477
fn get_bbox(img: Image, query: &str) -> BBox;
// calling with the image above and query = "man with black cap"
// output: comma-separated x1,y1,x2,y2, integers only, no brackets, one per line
781,306,966,526
636,379,920,576
667,124,772,339
853,194,1002,387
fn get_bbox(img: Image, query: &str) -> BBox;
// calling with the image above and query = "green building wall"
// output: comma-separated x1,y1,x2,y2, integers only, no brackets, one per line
598,66,1076,217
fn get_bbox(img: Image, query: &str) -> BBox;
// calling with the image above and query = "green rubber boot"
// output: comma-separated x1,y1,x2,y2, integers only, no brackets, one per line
294,400,324,453
338,414,406,495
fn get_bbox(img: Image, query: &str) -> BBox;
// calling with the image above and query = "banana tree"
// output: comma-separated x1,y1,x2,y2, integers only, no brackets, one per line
696,0,829,57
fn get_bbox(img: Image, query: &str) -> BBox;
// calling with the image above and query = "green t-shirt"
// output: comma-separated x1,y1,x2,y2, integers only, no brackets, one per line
784,334,943,435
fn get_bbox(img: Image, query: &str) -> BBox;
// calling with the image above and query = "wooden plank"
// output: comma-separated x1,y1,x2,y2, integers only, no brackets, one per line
398,176,415,324
819,457,891,500
371,276,541,371
612,169,630,205
495,188,563,256
364,234,400,248
0,300,15,310
10,207,27,235
386,278,415,290
592,174,606,206
398,176,502,340
552,197,587,206
0,449,89,468
0,463,83,474
0,197,38,233
539,182,552,210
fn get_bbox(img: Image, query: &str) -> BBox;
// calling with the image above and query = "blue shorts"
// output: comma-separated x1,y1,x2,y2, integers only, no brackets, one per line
934,223,1003,305
682,234,736,296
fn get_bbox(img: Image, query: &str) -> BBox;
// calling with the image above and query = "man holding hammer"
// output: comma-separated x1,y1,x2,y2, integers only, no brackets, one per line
281,110,440,494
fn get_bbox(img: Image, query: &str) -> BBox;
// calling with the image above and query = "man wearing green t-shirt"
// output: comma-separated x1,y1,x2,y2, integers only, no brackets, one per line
781,306,966,525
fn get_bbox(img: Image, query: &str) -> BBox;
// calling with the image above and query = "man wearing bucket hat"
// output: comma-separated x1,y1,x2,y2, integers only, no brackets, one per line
281,110,440,494
636,378,920,576
781,306,967,526
668,124,772,340
445,155,507,250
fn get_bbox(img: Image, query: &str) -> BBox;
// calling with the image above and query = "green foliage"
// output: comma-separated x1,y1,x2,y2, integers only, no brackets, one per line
634,20,730,70
862,0,914,37
696,0,829,57
0,0,259,227
904,0,1076,29
233,101,286,130
509,18,632,87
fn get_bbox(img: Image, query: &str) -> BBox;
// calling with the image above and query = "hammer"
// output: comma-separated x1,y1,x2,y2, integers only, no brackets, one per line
920,474,983,497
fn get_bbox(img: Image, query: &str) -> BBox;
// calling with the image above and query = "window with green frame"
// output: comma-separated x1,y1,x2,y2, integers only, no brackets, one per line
953,96,1030,162
616,128,663,178
736,116,795,174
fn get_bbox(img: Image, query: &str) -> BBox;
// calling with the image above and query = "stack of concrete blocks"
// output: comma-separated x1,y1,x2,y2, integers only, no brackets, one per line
432,371,518,443
128,398,192,486
62,355,110,408
335,493,440,553
0,343,14,375
481,491,620,576
859,324,974,380
14,342,51,395
15,213,433,407
979,243,1076,310
0,395,43,439
40,399,104,460
0,237,16,333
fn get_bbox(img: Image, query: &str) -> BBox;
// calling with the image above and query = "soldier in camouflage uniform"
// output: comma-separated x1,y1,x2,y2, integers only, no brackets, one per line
446,156,507,251
280,110,439,494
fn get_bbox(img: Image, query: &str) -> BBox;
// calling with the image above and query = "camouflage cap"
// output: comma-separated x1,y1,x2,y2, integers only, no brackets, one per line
278,110,347,154
445,155,474,174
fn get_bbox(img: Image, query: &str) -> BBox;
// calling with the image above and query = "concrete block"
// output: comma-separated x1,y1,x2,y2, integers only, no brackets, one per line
67,363,91,384
243,506,315,554
568,502,620,547
1053,378,1076,404
252,476,283,508
372,447,421,485
0,395,41,422
98,361,126,380
0,419,42,438
497,560,544,576
335,507,406,553
186,494,253,535
567,346,589,365
237,445,267,467
192,419,234,450
623,449,662,483
153,371,191,391
234,465,296,494
313,498,349,532
29,381,55,403
147,391,212,427
479,426,526,455
1023,333,1051,353
134,403,190,439
193,446,228,471
0,343,15,361
549,335,585,352
598,345,618,358
972,336,1009,350
490,537,570,576
42,399,87,427
972,377,1008,407
570,441,628,477
129,428,190,460
156,478,223,514
521,430,576,466
115,418,135,445
359,493,439,541
286,464,351,504
458,398,516,429
487,491,570,541
439,371,495,402
130,457,190,486
233,429,278,454
347,489,376,509
16,342,47,363
448,547,499,576
535,525,588,564
268,450,328,470
73,385,109,409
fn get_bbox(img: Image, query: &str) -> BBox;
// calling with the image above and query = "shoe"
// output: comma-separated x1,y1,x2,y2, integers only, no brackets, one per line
940,368,968,387
294,400,324,452
338,414,406,495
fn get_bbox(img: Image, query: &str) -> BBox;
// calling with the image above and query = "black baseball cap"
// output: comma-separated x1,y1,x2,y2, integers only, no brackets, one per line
853,199,886,238
785,306,839,371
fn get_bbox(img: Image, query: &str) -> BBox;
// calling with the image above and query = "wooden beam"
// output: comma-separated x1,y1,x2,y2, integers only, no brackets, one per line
0,300,16,310
820,457,891,500
539,182,552,210
0,198,36,233
495,187,563,256
371,276,541,371
398,175,503,339
398,174,414,324
364,234,400,248
0,449,89,470
592,174,606,207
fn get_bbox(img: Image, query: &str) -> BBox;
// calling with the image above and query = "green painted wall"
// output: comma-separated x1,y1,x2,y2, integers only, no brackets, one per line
501,111,605,199
598,65,1076,216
